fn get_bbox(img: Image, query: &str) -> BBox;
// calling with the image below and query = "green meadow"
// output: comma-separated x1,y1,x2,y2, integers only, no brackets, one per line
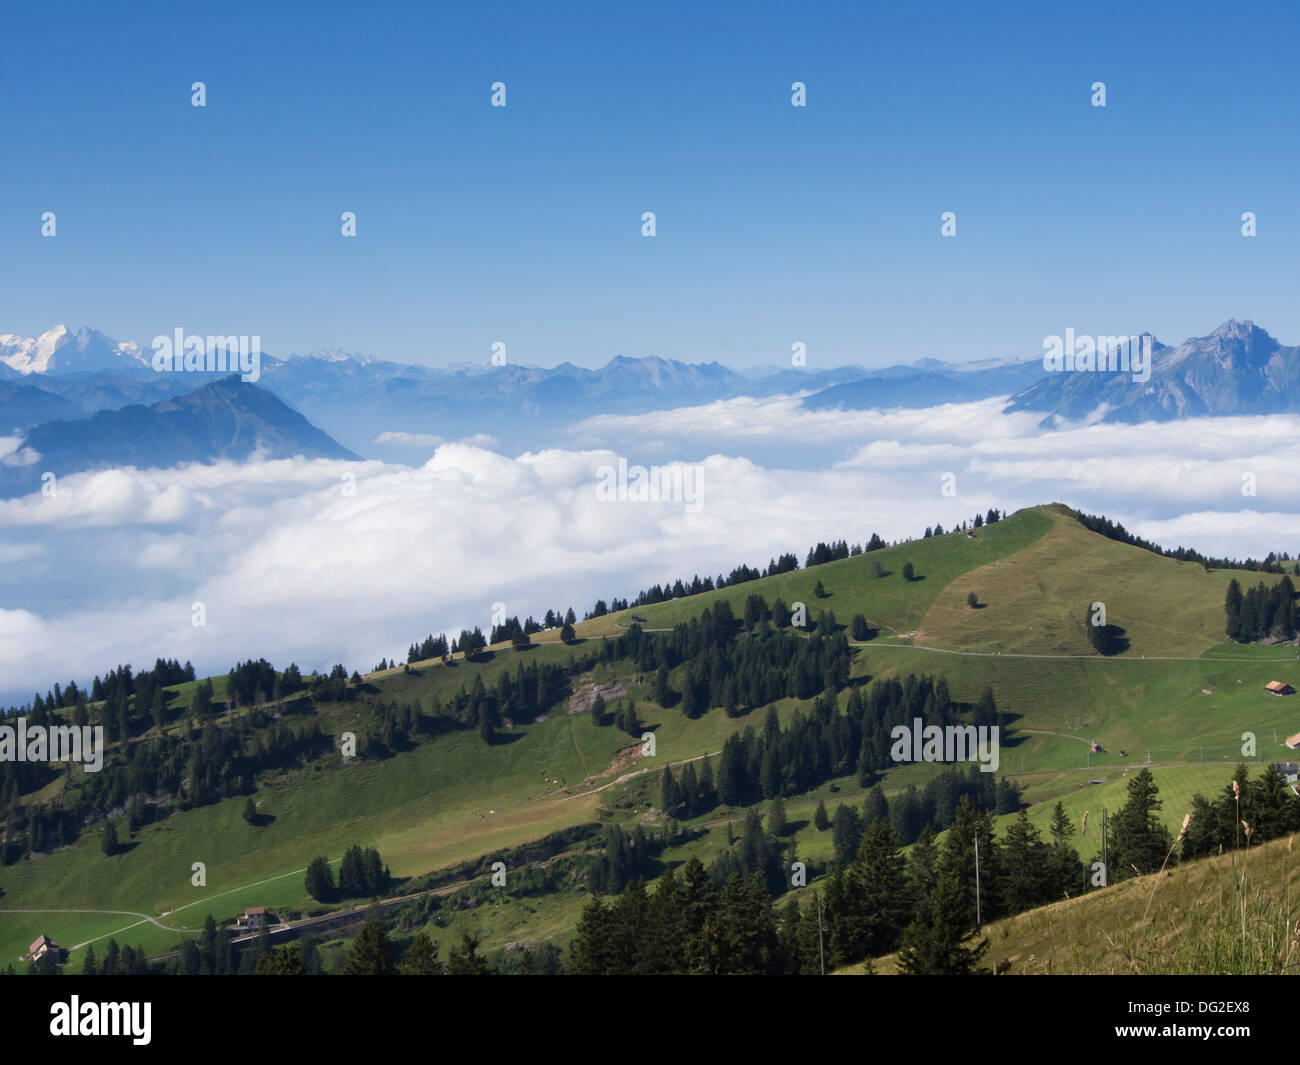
4,503,1297,968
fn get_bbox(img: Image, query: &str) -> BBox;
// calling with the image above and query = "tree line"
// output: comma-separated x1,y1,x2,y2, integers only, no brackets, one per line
1225,576,1297,642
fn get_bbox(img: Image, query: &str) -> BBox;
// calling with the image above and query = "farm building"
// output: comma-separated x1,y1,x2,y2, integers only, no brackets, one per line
27,934,66,964
1286,732,1300,750
232,907,269,932
1265,681,1296,696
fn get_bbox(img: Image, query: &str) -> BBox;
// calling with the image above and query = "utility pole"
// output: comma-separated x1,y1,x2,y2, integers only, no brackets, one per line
817,893,825,976
1101,807,1108,882
974,830,982,930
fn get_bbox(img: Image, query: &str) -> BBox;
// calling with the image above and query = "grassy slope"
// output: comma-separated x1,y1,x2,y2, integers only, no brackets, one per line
4,504,1297,968
917,503,1288,657
844,830,1300,975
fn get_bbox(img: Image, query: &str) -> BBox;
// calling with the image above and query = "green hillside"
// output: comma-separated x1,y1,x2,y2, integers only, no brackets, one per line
3,503,1297,972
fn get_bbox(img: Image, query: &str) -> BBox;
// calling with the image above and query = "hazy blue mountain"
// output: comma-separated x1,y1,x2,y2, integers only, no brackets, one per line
256,353,878,457
0,381,88,434
1004,321,1299,424
0,376,359,497
801,357,1046,411
6,321,1300,463
28,368,197,414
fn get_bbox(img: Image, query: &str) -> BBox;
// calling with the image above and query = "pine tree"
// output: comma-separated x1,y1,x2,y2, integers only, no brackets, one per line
298,935,322,974
400,932,443,974
621,701,641,737
908,824,939,905
767,794,788,838
1048,801,1084,896
569,897,612,975
938,796,998,926
846,819,912,959
897,873,990,975
698,755,715,808
339,845,367,899
831,803,862,864
1107,767,1174,879
861,784,888,829
777,898,802,975
254,944,306,974
446,933,492,975
1225,579,1243,640
341,919,396,975
660,767,679,815
813,798,830,831
305,856,335,902
655,665,671,707
997,810,1052,914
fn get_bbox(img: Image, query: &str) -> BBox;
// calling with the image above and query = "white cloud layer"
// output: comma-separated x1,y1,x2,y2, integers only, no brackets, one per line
1,396,1296,702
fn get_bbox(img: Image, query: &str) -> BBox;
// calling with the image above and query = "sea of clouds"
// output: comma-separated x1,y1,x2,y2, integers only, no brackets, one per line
1,394,1296,704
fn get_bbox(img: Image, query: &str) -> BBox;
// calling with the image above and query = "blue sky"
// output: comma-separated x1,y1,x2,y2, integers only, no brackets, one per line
3,0,1298,369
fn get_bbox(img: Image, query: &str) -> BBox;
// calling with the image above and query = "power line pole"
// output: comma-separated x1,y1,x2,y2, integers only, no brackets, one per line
974,830,982,930
817,893,825,976
1101,807,1108,882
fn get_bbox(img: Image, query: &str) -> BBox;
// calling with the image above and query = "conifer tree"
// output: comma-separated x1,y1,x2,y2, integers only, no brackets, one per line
897,873,990,975
1107,767,1174,879
400,932,443,974
341,919,396,975
446,933,492,975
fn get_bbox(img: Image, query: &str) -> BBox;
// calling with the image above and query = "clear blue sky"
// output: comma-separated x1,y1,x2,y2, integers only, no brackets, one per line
3,0,1298,368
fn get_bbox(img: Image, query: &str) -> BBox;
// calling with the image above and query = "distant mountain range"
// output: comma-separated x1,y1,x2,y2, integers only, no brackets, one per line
0,377,357,497
2,320,1298,487
0,325,149,376
1004,320,1300,424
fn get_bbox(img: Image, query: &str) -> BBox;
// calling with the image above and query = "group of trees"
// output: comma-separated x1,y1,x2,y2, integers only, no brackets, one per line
815,765,1021,858
454,659,573,743
1085,605,1129,656
655,678,1006,839
573,767,1236,976
922,509,1003,539
586,823,664,895
591,515,1000,621
1182,763,1300,859
406,633,449,663
1077,510,1297,574
0,708,336,863
569,791,1076,976
1225,576,1297,642
305,845,389,902
338,921,518,975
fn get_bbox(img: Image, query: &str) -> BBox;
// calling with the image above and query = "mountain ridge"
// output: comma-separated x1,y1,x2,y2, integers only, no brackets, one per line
0,376,359,496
